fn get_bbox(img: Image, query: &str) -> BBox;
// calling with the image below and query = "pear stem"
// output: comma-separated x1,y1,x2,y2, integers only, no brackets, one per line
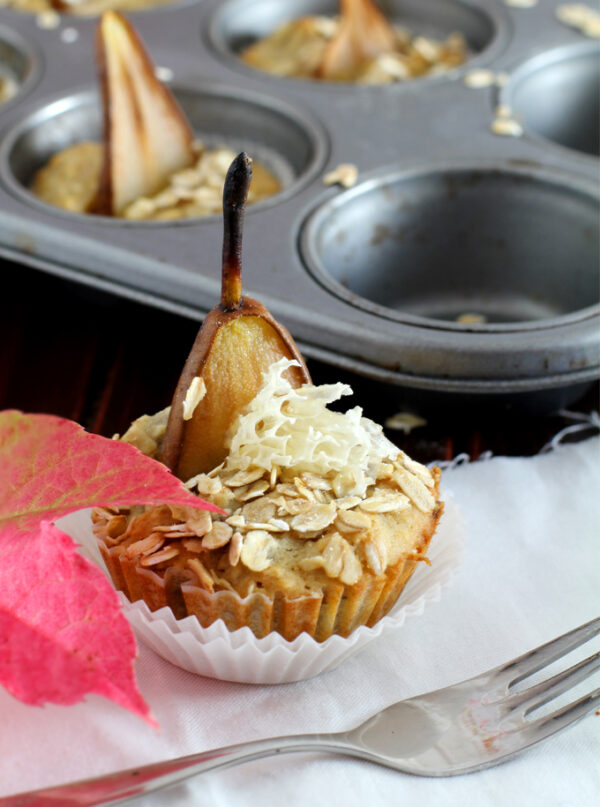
221,152,252,311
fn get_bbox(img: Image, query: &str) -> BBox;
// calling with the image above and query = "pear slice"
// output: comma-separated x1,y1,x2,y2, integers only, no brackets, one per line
160,153,310,480
318,0,398,80
90,11,194,216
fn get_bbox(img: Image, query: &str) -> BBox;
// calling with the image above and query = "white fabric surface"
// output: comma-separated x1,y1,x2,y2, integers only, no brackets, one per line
1,436,599,805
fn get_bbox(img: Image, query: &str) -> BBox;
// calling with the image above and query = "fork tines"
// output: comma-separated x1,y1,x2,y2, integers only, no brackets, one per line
505,616,600,688
498,617,600,737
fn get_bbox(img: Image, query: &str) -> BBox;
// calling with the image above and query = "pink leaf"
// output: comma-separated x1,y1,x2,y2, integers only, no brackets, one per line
0,410,220,532
0,521,152,722
0,410,217,723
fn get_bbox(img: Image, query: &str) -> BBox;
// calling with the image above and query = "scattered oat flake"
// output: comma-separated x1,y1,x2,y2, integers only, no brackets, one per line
36,10,60,29
241,530,273,571
364,541,383,574
226,513,246,528
291,503,337,533
61,27,79,44
456,312,487,325
202,521,233,549
140,545,180,566
182,376,207,421
495,104,513,118
183,538,204,553
324,164,358,189
556,4,600,36
392,468,436,513
464,69,496,88
155,65,174,82
0,410,218,722
376,53,410,79
359,492,410,513
491,117,523,137
126,533,165,559
229,531,243,565
187,557,214,591
237,480,270,501
335,508,371,532
384,412,427,434
226,467,265,487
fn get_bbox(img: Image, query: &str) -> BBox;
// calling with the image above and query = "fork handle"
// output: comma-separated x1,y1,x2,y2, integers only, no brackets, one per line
0,734,350,807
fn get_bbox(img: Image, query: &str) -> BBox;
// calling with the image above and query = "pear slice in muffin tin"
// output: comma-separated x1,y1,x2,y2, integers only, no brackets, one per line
1,82,327,222
207,0,507,87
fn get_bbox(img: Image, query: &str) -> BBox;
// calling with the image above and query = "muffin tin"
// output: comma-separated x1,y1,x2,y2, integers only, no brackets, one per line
0,0,597,410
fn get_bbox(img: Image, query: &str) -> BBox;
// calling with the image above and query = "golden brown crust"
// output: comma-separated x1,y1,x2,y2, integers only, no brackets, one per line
95,478,443,642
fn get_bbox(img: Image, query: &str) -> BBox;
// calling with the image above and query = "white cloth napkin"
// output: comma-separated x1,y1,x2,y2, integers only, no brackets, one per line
1,436,599,806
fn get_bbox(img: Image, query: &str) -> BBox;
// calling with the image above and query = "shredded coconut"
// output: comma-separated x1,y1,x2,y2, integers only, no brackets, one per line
224,359,398,497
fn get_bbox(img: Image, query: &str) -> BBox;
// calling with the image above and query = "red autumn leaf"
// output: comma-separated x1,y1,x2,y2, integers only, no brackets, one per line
0,410,217,723
0,520,150,718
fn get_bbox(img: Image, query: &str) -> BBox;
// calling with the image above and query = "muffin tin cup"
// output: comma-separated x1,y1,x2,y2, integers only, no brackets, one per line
58,503,464,684
0,0,597,410
208,0,510,88
1,83,329,223
0,22,40,110
502,41,600,159
300,161,599,331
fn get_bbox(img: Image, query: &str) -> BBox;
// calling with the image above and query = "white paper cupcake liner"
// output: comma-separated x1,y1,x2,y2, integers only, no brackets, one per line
58,496,463,684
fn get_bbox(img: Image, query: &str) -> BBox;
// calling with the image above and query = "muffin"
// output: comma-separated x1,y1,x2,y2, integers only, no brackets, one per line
31,12,280,220
92,152,443,643
32,141,281,220
3,0,178,16
241,0,467,84
93,359,442,642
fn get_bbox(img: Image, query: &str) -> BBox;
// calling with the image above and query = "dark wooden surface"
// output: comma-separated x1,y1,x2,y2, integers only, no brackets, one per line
1,262,598,464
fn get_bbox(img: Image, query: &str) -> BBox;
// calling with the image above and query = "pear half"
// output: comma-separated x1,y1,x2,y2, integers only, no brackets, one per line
91,11,195,216
318,0,397,80
160,153,310,480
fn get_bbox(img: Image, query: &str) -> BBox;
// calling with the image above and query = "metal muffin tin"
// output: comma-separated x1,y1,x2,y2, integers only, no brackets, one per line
0,0,597,410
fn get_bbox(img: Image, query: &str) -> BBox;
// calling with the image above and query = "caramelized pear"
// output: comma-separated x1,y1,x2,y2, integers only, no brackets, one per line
318,0,397,80
160,153,310,480
91,11,194,216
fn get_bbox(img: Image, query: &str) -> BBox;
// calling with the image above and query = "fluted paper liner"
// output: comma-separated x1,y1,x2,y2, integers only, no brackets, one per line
58,497,463,684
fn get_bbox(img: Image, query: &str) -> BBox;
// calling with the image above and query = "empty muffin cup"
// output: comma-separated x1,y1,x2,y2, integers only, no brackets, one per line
300,164,599,328
504,42,600,158
1,84,327,222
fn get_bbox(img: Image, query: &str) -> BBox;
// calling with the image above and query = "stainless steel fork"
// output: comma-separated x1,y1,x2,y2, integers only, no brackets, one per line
3,617,599,807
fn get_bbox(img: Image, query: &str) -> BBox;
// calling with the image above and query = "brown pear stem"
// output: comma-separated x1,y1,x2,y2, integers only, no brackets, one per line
221,152,253,311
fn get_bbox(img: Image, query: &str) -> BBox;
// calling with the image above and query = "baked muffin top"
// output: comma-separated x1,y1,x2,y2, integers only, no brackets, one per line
241,15,467,84
99,360,441,599
32,142,280,220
